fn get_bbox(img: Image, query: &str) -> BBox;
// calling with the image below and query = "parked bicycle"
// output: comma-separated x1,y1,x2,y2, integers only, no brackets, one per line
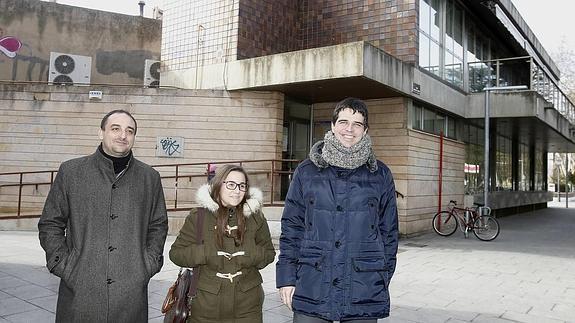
432,200,500,241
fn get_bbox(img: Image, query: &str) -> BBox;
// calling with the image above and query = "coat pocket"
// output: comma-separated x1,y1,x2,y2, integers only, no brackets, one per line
61,248,79,289
350,257,388,305
293,254,324,304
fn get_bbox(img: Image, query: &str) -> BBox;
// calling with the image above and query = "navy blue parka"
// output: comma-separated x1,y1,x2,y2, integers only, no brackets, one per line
276,151,398,321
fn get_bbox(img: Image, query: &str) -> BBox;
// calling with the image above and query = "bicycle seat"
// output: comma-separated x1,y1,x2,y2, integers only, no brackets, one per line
449,200,457,205
474,202,485,206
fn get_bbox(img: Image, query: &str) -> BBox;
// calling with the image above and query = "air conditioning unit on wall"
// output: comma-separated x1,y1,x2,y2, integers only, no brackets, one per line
144,59,160,88
48,52,92,85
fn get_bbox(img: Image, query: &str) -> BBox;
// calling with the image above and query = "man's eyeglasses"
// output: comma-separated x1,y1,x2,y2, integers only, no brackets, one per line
336,119,365,130
223,181,248,192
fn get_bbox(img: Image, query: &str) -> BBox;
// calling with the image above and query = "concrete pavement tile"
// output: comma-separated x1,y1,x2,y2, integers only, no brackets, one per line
502,310,566,323
268,302,293,317
0,297,38,316
471,314,517,323
15,271,59,287
147,290,166,310
3,308,55,323
388,306,454,323
262,310,292,323
0,277,28,290
148,280,172,295
0,291,12,301
148,306,163,320
27,294,57,313
380,316,419,323
529,308,575,322
262,296,282,310
551,303,575,320
3,284,55,300
148,317,164,323
43,282,60,293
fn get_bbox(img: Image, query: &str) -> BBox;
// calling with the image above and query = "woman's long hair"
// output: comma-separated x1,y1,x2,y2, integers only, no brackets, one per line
209,164,250,248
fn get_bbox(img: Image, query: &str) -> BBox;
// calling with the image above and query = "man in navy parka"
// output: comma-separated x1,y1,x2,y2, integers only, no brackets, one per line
276,98,399,323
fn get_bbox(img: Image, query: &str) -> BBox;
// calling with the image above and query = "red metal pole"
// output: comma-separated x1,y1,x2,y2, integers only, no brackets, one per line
438,130,444,214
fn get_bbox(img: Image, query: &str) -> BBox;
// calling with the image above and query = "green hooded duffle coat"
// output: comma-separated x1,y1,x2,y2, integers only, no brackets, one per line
170,184,276,323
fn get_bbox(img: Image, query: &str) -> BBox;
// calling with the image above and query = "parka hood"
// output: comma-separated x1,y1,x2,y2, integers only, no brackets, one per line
195,183,263,217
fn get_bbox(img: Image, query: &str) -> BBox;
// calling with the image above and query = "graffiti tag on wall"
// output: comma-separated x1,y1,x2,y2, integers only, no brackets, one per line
0,35,22,58
156,136,184,158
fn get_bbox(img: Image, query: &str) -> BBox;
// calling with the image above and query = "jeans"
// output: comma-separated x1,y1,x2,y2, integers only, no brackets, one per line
293,312,378,323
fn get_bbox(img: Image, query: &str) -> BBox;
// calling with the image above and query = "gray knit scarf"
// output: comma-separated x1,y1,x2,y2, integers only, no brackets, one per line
309,131,378,172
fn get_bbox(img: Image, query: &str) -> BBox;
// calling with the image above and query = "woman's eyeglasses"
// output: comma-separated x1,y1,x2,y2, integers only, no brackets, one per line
223,181,248,192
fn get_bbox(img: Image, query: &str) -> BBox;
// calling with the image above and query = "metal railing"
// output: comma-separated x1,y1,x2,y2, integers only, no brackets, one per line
468,56,575,124
0,159,300,219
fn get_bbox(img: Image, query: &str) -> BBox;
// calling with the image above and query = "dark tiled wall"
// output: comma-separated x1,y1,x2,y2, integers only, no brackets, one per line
237,0,418,64
237,0,300,59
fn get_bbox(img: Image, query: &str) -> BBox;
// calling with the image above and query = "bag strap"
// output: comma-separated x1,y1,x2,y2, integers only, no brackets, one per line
187,208,205,298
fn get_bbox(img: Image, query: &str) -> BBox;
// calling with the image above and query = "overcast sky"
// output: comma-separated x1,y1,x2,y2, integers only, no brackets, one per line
44,0,573,56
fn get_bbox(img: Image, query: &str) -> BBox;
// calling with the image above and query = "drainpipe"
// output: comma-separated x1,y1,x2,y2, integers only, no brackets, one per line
567,154,569,208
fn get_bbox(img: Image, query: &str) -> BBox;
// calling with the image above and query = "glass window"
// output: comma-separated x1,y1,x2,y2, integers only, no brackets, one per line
445,0,453,52
423,108,435,133
447,116,456,138
430,0,441,41
453,2,464,58
420,0,431,34
534,149,544,190
495,135,512,191
411,104,422,129
467,24,477,62
518,143,531,191
419,32,430,68
435,113,445,135
463,123,484,194
430,40,441,76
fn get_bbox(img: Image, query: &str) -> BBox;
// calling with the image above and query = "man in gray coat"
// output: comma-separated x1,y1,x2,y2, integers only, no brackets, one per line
38,110,168,322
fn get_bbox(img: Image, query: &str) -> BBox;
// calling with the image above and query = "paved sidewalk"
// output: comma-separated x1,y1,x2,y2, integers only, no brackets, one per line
1,206,574,322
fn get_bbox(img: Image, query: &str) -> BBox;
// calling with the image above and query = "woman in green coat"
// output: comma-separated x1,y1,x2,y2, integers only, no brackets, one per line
170,164,276,323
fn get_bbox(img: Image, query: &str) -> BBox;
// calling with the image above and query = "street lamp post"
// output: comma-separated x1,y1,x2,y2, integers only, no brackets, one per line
483,85,528,208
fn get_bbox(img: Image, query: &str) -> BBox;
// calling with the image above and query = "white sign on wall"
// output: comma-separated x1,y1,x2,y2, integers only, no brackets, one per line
156,136,184,158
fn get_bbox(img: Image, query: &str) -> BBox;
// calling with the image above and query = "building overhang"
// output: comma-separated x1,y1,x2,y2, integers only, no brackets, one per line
468,91,575,152
226,41,413,103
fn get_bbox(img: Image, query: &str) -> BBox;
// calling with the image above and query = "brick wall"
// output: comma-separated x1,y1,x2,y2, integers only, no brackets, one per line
237,0,300,59
236,0,418,63
297,0,418,63
0,84,284,215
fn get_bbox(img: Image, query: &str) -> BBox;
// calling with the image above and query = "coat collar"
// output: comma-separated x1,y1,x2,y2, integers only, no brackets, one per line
195,184,263,217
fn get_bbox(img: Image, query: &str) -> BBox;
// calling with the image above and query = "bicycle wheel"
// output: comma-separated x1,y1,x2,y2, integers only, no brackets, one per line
432,211,458,236
472,216,500,241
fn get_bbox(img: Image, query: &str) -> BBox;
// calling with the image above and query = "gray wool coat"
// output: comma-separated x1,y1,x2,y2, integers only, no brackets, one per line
38,148,168,323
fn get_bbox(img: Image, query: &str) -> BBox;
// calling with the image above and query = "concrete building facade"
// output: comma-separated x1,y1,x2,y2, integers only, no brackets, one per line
2,0,574,236
0,0,161,85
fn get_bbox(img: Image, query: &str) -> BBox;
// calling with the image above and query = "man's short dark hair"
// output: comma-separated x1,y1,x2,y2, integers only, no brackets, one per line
100,110,137,135
331,97,369,128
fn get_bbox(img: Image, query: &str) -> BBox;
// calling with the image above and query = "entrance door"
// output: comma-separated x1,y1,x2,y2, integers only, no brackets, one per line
281,99,311,199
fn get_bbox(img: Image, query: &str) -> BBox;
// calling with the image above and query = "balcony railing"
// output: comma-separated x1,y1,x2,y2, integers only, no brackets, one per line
0,159,300,219
468,56,575,123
